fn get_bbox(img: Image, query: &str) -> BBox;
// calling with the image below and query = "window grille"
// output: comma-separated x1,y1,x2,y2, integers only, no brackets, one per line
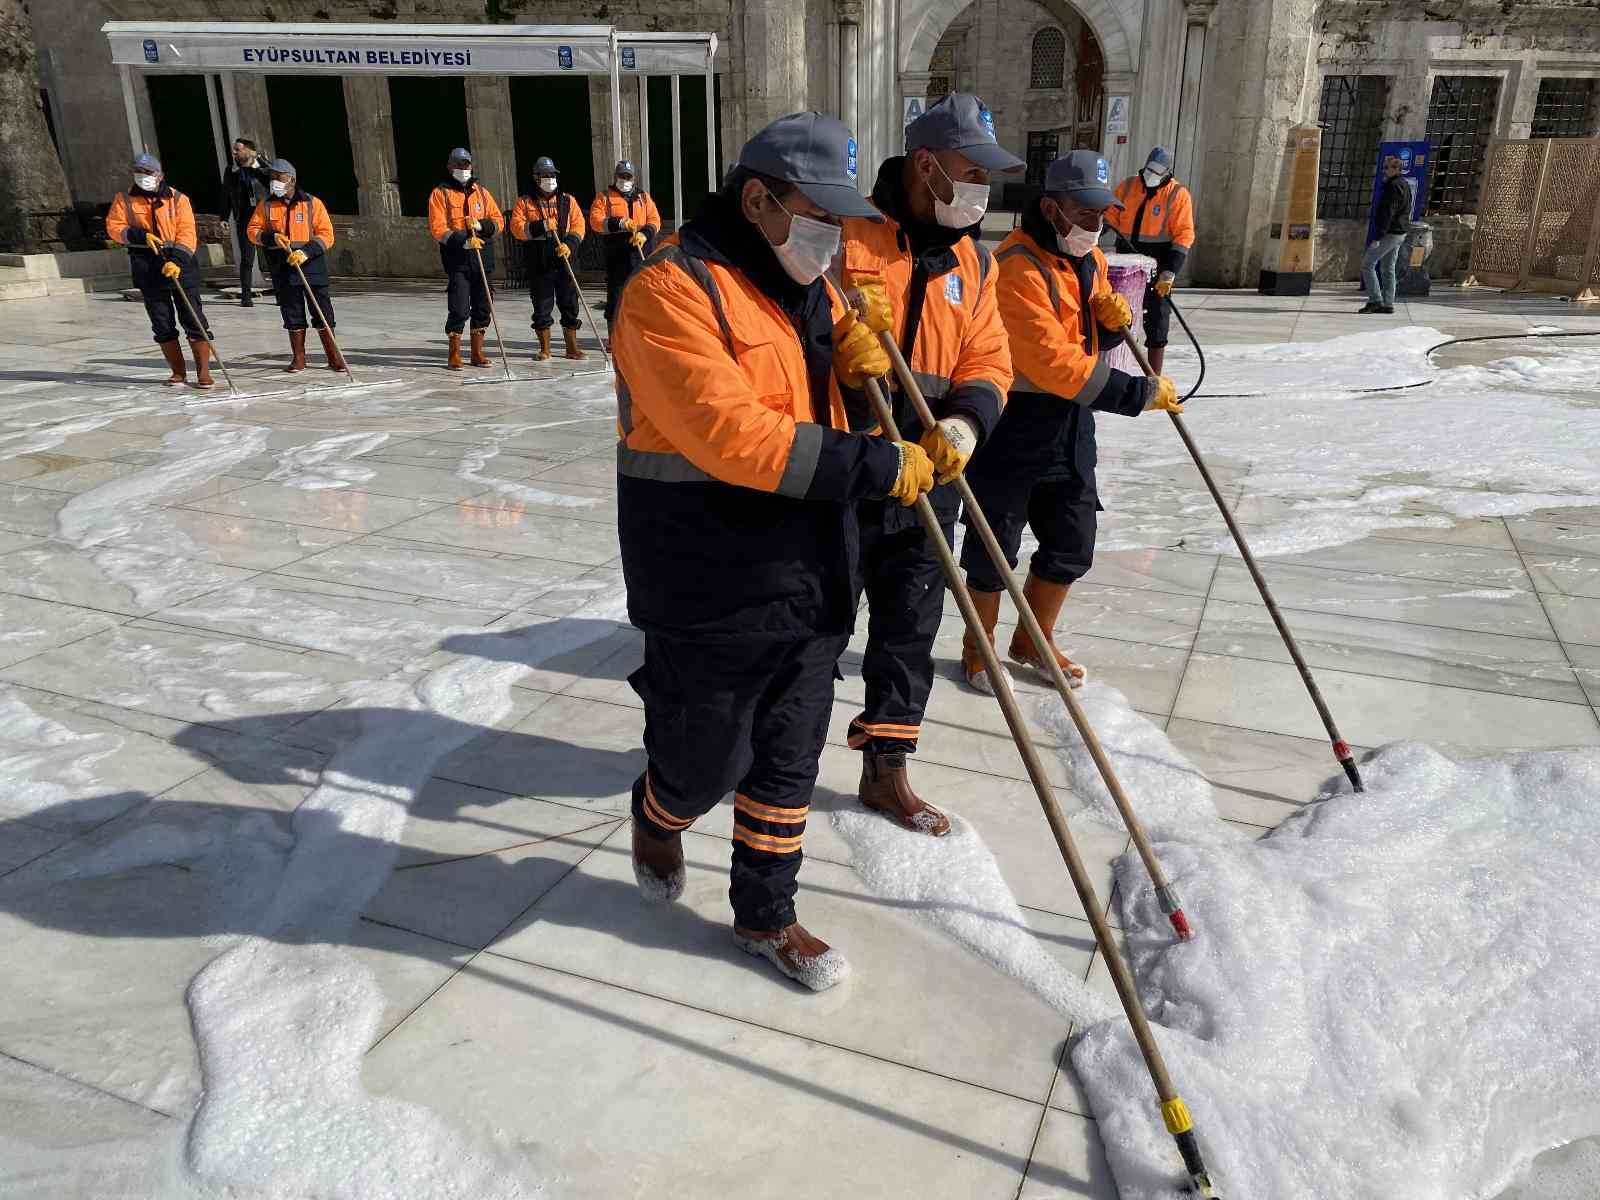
1026,130,1060,188
1316,74,1390,219
1425,75,1501,214
1531,77,1597,139
1030,27,1066,90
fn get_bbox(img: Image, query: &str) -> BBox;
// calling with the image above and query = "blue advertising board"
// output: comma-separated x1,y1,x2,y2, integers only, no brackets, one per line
1366,140,1430,243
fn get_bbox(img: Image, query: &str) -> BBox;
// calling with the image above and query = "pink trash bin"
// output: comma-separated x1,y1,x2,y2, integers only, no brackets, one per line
1102,252,1155,376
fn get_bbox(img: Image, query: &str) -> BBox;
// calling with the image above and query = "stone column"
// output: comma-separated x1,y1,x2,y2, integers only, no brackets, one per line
341,74,402,218
465,75,515,212
1171,0,1217,249
231,74,273,155
839,0,862,138
739,0,809,139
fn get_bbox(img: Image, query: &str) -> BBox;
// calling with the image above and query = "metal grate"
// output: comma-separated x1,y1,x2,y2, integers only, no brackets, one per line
1425,75,1501,214
1316,74,1390,219
1530,139,1600,281
1030,27,1066,90
1532,78,1597,139
1467,140,1543,277
927,34,958,102
1026,130,1060,188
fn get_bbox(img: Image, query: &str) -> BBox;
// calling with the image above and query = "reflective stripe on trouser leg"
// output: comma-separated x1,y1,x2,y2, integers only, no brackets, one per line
852,514,953,754
727,633,845,932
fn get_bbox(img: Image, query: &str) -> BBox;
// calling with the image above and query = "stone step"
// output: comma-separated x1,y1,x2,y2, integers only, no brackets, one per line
0,278,50,301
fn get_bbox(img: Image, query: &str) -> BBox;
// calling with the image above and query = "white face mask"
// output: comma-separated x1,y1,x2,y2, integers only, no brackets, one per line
538,177,558,195
269,179,290,198
927,157,989,228
134,174,160,192
616,179,635,194
1054,210,1101,258
1142,168,1167,189
761,191,840,285
452,168,472,184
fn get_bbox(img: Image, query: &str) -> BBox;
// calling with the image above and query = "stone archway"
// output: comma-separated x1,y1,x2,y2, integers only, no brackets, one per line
899,0,1137,78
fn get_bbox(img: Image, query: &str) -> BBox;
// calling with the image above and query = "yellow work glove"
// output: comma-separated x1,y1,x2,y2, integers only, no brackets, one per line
1144,375,1183,414
918,416,977,485
145,232,162,252
1154,272,1174,298
160,260,181,280
832,311,890,389
629,231,646,250
620,217,636,232
469,218,482,233
286,249,308,267
1092,291,1133,331
851,274,893,335
889,441,935,507
555,242,571,259
466,236,485,250
274,233,293,251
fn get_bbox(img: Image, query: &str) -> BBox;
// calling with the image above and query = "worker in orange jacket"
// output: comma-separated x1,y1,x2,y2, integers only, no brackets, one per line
959,151,1182,693
588,159,660,333
509,156,587,361
246,158,344,374
1105,147,1195,374
616,112,933,991
832,93,1020,835
429,147,505,370
104,153,213,388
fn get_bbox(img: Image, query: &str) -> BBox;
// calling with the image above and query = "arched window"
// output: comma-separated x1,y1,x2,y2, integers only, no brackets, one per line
1030,27,1066,90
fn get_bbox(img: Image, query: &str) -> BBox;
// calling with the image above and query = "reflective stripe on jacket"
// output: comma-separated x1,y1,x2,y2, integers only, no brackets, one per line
613,218,899,642
428,180,504,273
1107,176,1195,276
246,192,336,287
106,188,198,260
510,192,585,245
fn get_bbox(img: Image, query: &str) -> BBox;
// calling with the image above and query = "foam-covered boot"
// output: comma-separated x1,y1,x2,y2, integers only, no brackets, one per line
317,327,346,373
734,923,850,992
159,340,186,386
859,749,951,836
446,332,463,370
1008,575,1087,686
632,821,685,902
563,326,586,360
961,586,1005,696
285,328,307,373
534,327,552,362
187,339,214,389
1148,345,1165,376
469,328,491,367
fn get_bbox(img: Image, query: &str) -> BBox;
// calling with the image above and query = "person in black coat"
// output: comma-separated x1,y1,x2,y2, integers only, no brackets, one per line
220,137,273,307
1361,155,1410,314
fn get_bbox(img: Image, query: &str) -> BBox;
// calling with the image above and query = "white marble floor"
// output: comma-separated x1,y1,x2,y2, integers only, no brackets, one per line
1,279,1597,1199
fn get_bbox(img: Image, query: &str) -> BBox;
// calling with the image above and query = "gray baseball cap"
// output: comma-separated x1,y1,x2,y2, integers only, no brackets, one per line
906,93,1025,174
267,158,296,178
534,156,558,176
131,153,162,174
1044,150,1121,209
736,112,882,221
448,147,472,165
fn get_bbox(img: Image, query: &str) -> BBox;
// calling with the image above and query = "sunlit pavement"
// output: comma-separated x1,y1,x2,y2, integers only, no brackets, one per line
1,279,1598,1197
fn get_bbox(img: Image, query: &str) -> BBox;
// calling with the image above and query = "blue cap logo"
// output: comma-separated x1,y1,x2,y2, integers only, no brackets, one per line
847,137,858,181
1096,157,1109,183
557,45,573,70
979,106,995,140
142,39,159,63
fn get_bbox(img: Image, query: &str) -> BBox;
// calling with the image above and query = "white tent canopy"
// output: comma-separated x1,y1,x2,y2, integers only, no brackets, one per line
102,21,720,222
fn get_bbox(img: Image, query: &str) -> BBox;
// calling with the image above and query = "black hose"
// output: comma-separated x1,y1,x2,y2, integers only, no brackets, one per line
1166,293,1206,402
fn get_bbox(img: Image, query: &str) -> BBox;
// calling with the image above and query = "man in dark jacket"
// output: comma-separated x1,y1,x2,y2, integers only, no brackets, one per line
1361,155,1410,314
221,138,272,307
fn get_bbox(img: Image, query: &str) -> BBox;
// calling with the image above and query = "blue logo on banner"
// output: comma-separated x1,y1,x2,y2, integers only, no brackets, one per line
557,45,573,70
621,47,636,70
1096,157,1109,183
1399,146,1413,167
979,106,995,139
847,137,858,180
944,273,963,305
142,39,159,63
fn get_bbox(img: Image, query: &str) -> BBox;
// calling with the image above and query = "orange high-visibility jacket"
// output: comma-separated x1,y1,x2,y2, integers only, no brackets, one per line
106,188,198,260
510,192,585,244
1106,175,1195,277
994,227,1144,410
247,192,336,286
589,188,661,241
429,181,504,244
836,181,1012,452
614,231,900,641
